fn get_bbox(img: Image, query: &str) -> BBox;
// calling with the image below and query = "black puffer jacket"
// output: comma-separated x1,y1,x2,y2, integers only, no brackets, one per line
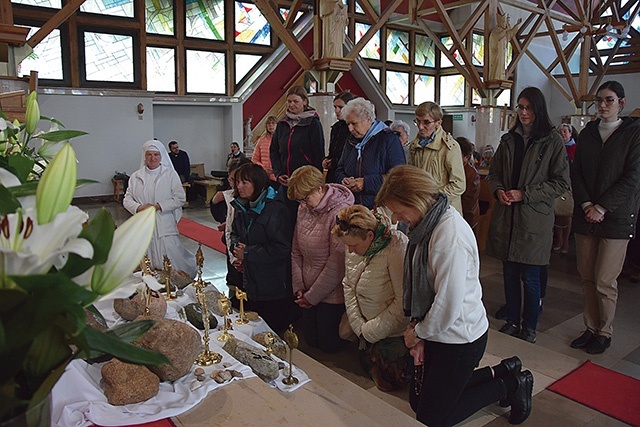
270,110,324,179
572,117,640,239
231,187,293,301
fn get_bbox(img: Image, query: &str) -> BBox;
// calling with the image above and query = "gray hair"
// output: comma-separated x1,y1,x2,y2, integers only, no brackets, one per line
390,120,410,135
341,97,376,122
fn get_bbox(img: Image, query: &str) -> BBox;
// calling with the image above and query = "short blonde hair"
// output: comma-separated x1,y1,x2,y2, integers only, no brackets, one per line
332,205,378,240
287,165,325,200
376,165,440,217
415,101,443,120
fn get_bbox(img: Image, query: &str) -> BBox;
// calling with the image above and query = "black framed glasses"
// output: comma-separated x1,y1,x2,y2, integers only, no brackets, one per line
516,104,533,112
295,194,310,204
413,118,437,127
594,97,619,106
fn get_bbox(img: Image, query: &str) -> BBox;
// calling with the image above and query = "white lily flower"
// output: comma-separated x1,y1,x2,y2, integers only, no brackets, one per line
90,207,155,295
0,206,92,281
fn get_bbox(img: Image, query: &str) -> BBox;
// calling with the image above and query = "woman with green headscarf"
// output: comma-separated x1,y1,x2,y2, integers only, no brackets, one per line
332,205,409,391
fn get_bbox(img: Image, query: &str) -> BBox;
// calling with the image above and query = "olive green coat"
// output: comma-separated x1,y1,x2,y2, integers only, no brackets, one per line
486,129,570,265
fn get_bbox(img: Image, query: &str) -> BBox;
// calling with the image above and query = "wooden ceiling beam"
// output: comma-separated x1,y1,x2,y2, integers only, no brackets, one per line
431,0,484,94
254,0,312,70
556,0,580,21
284,0,304,30
416,0,479,18
346,0,404,60
27,0,86,48
458,0,489,40
524,49,573,102
500,0,578,25
505,7,550,78
356,0,380,24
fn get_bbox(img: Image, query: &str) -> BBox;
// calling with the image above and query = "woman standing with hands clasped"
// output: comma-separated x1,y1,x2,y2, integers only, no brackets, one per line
376,165,533,427
570,81,640,355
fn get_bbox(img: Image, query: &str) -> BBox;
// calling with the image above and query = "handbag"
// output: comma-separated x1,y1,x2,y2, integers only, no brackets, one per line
554,188,574,217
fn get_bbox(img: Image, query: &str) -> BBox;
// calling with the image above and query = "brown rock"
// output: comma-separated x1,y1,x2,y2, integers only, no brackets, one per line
101,359,160,405
171,269,194,289
252,332,287,360
85,308,108,331
114,289,167,321
136,318,202,381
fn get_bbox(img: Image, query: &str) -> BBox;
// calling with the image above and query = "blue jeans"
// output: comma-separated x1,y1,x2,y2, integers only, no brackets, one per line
503,261,542,331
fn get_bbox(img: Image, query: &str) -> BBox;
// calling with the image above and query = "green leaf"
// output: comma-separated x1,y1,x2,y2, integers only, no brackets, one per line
61,208,114,277
4,181,38,198
23,325,71,383
7,153,35,183
0,185,21,214
39,115,65,128
82,326,169,366
37,130,88,142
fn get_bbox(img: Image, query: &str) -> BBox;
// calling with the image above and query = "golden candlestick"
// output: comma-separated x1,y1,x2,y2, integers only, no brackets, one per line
194,244,222,365
235,288,249,324
163,255,177,300
264,331,276,356
140,255,152,276
217,296,234,342
282,324,299,385
141,284,152,316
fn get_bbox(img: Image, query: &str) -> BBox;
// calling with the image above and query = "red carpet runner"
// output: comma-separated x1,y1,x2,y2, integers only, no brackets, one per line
548,360,640,426
177,218,227,254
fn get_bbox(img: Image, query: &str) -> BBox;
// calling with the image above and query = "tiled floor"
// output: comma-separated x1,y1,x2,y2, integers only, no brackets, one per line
81,200,639,426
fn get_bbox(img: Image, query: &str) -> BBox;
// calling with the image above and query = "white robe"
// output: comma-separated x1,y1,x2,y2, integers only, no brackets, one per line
123,165,196,277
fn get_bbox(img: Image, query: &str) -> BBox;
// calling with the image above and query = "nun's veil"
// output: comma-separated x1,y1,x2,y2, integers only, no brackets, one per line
140,139,175,172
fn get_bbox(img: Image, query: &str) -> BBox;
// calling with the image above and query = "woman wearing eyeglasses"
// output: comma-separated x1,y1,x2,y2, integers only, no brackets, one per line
570,81,640,355
286,166,354,352
334,97,406,208
487,87,570,344
332,205,409,391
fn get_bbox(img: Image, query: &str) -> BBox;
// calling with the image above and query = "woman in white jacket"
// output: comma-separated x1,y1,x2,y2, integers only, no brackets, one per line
376,165,532,427
333,205,409,391
124,140,195,277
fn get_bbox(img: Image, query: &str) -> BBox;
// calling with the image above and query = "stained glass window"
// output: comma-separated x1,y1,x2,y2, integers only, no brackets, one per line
370,68,380,83
146,0,174,35
84,32,133,82
235,2,270,45
11,0,60,8
17,27,63,80
235,53,261,83
414,74,435,105
440,74,465,106
471,88,481,105
386,71,408,105
386,29,409,64
81,0,133,18
147,47,175,92
186,49,225,93
472,33,484,66
440,36,464,68
355,1,363,14
355,22,380,60
186,0,225,41
279,8,303,22
415,34,435,67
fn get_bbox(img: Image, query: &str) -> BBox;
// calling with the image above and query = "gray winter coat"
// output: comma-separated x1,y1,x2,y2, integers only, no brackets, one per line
486,129,570,265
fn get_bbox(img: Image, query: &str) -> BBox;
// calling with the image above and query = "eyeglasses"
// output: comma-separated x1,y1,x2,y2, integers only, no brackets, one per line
515,104,533,112
594,97,619,106
413,118,437,127
295,194,310,204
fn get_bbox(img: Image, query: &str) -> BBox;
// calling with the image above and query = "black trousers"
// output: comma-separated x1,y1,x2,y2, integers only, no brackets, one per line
410,331,505,427
248,297,301,335
301,302,348,353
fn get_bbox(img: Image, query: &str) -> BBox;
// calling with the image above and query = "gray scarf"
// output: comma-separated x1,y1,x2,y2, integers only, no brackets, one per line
403,193,450,320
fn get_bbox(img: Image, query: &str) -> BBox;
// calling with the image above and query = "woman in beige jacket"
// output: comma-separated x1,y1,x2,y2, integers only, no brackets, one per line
333,205,409,391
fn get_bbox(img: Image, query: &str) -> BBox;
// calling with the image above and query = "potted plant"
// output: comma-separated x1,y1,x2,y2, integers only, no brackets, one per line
0,93,169,426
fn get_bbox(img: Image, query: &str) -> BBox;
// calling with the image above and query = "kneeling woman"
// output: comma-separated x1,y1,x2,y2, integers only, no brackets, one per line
376,165,533,427
332,205,409,391
230,163,300,333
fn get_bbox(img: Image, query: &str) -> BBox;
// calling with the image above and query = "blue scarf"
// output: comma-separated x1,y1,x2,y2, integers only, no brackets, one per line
354,120,387,160
565,138,576,147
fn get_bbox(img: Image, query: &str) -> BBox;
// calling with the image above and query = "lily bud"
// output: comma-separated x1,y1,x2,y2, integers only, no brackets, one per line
90,207,155,295
25,92,40,135
36,143,76,225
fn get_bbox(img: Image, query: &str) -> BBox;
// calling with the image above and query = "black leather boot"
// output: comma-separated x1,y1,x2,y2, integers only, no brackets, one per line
508,370,534,424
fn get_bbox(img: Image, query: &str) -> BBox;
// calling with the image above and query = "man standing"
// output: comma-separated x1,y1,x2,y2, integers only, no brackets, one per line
408,102,465,213
168,140,192,183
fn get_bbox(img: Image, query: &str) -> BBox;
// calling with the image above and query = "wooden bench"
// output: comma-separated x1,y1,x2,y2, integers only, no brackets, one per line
193,178,224,204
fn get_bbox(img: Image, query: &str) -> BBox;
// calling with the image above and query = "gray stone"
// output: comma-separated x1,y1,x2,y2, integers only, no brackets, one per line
171,269,194,289
252,332,287,360
203,288,226,316
183,303,218,330
101,359,160,405
114,289,167,321
85,308,108,331
222,337,279,382
135,318,201,381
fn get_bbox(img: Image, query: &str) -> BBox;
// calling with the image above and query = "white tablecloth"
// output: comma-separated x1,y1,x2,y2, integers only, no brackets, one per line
51,276,309,427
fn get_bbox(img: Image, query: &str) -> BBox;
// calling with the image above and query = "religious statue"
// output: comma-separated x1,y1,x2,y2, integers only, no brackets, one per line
487,12,521,82
320,0,348,58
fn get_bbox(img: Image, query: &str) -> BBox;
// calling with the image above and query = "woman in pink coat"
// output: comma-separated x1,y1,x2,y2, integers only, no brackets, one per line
287,165,354,352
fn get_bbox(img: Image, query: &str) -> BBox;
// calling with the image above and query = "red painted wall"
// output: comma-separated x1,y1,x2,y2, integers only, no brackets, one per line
243,34,365,123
